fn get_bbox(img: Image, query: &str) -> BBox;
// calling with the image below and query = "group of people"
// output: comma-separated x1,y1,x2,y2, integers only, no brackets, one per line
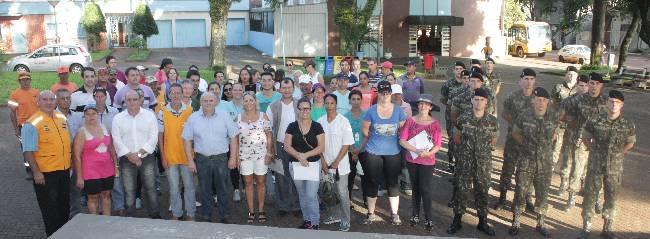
7,55,635,239
441,60,635,239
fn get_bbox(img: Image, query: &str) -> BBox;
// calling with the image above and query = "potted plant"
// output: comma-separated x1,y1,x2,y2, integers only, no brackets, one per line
384,48,392,59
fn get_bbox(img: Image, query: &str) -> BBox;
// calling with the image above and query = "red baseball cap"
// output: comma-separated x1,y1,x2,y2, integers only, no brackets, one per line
57,66,69,74
381,61,393,69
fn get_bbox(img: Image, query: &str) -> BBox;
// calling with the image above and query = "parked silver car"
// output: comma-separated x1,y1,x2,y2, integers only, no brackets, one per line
5,44,92,73
558,45,591,64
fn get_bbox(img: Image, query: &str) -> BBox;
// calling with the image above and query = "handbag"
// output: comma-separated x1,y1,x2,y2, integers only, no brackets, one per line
297,122,340,206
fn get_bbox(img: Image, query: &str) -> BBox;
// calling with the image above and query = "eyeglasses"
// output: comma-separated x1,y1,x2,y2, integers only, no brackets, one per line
299,107,311,111
223,88,232,92
286,64,293,67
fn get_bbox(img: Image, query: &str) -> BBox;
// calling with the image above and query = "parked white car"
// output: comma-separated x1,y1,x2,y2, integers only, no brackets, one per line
5,44,92,72
558,45,591,64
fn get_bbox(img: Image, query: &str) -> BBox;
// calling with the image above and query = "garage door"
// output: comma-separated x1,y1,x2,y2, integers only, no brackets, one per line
147,20,172,48
282,13,326,57
226,18,245,46
175,19,206,47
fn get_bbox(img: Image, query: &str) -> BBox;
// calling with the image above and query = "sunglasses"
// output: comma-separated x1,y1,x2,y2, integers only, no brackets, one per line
299,107,311,111
223,88,232,92
286,64,293,67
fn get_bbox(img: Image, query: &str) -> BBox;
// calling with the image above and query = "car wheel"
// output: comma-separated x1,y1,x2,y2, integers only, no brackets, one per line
559,56,564,63
516,47,525,58
578,58,585,64
538,52,546,57
70,64,83,73
14,64,29,72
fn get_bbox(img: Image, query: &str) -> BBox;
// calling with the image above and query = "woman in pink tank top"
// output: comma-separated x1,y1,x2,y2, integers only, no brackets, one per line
73,104,117,215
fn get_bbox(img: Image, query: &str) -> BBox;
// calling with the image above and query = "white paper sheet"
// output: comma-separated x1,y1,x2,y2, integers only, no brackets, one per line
291,162,320,181
407,131,434,159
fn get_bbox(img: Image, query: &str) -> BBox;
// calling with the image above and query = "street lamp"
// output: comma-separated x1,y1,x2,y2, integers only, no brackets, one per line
48,0,60,43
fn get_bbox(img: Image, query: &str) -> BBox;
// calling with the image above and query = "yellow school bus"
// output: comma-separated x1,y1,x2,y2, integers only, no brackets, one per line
507,21,553,57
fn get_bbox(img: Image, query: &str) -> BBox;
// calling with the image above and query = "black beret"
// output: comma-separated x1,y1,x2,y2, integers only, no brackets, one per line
470,66,484,75
485,58,495,64
533,87,550,99
470,71,484,81
608,90,624,102
461,70,471,76
566,66,578,73
578,74,589,83
455,61,466,69
471,59,481,65
590,72,605,83
474,88,489,99
520,68,537,77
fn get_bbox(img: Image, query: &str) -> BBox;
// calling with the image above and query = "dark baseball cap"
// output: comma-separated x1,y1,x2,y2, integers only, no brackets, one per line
377,81,392,93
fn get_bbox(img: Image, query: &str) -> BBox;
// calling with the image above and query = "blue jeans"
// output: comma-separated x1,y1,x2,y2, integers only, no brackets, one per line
167,164,196,218
196,153,232,219
120,155,159,218
274,143,300,211
112,174,125,211
290,162,321,225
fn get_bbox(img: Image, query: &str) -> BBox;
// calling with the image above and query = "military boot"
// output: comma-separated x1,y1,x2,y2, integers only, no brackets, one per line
578,217,593,239
601,219,617,239
476,215,495,236
492,189,507,210
446,214,463,234
565,191,576,212
536,214,550,238
509,212,521,236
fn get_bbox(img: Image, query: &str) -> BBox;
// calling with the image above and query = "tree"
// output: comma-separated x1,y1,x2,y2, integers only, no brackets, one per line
505,0,527,29
636,0,650,45
332,0,378,55
81,2,106,51
132,4,158,49
590,0,607,65
558,0,591,46
208,0,236,71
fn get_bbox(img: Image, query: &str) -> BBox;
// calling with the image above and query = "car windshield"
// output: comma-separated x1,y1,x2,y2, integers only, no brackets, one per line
528,25,551,40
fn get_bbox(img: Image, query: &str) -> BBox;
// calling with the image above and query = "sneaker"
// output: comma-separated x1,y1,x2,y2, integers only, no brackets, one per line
195,201,202,207
299,220,312,229
323,216,341,225
311,225,320,230
391,214,402,226
424,219,434,231
362,213,380,225
214,195,218,204
233,189,241,202
168,205,172,211
409,215,420,226
339,221,351,232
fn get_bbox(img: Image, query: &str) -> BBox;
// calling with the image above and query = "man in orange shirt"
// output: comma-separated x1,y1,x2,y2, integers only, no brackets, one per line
9,72,40,179
21,90,72,236
50,66,77,93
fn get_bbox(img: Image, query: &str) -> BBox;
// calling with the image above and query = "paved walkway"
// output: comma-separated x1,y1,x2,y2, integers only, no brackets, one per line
4,48,650,238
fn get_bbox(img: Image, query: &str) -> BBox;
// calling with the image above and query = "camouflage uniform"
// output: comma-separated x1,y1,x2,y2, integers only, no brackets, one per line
485,71,502,115
551,82,577,173
561,94,608,195
452,112,499,217
440,79,466,167
497,89,534,196
451,87,495,118
582,113,636,228
511,108,559,228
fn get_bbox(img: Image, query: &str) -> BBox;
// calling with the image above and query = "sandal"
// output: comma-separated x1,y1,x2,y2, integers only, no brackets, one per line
247,212,255,224
258,212,267,223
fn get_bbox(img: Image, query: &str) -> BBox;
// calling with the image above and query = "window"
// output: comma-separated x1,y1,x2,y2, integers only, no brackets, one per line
46,23,56,38
250,11,274,34
287,0,293,5
313,0,320,3
298,0,305,4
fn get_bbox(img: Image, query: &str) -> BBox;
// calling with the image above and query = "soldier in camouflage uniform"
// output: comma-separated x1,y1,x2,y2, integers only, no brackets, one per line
494,68,537,210
551,66,579,178
451,71,495,124
508,87,558,238
560,73,609,211
484,58,501,115
447,88,498,236
440,61,468,171
579,90,636,239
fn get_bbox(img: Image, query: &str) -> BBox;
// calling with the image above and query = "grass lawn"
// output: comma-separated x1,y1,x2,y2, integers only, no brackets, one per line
127,49,151,61
0,71,83,104
90,49,113,62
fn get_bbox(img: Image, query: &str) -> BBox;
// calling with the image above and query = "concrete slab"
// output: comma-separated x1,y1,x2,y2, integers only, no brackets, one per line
51,214,466,239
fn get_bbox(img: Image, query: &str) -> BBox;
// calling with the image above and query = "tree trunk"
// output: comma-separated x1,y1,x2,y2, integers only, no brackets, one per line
638,0,650,45
617,9,641,72
143,36,148,49
208,0,231,71
590,0,607,65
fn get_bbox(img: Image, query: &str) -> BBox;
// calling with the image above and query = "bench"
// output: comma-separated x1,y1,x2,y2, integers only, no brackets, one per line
612,67,649,89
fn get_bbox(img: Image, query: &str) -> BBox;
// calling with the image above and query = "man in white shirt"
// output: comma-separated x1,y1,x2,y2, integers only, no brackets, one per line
111,90,160,219
70,67,111,112
266,79,301,216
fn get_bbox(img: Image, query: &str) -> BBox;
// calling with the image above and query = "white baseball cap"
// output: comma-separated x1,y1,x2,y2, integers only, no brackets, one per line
299,75,312,84
391,84,403,95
